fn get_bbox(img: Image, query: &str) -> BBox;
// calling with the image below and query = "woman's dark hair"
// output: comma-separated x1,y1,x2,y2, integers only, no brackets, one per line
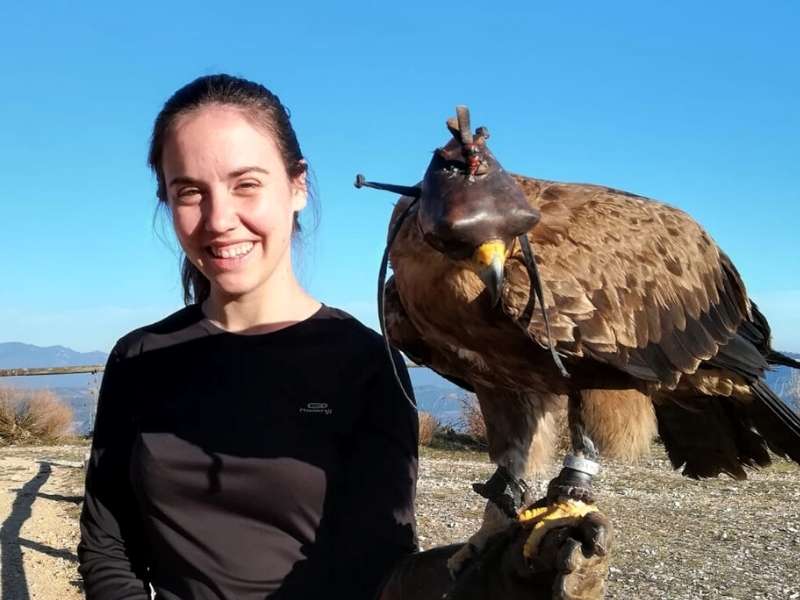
148,74,310,305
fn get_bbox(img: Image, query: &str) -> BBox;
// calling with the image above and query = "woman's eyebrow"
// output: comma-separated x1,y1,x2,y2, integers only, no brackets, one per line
168,175,202,187
168,167,269,187
229,166,270,178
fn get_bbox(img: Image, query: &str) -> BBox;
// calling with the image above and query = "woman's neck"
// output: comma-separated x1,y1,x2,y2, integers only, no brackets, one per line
201,268,321,335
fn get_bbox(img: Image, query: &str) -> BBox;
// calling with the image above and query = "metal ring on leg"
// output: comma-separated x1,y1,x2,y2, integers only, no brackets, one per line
563,455,601,476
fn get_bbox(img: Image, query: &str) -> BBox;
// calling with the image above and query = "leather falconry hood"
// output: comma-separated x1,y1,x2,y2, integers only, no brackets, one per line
355,105,540,259
417,106,540,259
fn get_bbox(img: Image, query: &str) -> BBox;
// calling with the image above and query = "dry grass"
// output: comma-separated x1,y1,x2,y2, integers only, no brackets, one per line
458,395,487,445
0,387,74,446
418,411,441,446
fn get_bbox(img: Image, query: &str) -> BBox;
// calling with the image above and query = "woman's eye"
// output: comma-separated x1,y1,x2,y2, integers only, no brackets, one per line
175,189,202,204
237,180,261,191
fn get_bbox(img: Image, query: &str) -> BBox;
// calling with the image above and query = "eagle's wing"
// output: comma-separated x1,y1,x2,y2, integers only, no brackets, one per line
502,176,750,388
384,274,474,393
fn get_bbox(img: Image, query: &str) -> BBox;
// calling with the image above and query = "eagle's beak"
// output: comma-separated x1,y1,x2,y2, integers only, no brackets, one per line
473,240,506,307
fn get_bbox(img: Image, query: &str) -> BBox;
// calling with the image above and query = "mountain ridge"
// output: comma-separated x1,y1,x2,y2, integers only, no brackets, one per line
0,341,107,389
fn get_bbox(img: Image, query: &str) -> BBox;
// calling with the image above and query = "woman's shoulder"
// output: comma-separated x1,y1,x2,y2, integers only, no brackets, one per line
316,305,411,393
317,306,416,426
111,304,205,360
313,304,392,360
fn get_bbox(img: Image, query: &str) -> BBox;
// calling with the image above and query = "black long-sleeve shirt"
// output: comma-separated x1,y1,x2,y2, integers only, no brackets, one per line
78,304,418,600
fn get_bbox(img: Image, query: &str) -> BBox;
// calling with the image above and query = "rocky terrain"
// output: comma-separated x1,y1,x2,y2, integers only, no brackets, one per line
416,446,800,600
0,443,798,599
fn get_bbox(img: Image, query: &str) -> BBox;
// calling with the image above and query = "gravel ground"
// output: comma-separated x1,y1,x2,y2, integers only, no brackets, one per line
416,444,800,600
1,443,797,599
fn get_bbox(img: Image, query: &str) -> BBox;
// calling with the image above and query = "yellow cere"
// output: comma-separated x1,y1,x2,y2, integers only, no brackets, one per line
473,240,507,266
518,500,599,559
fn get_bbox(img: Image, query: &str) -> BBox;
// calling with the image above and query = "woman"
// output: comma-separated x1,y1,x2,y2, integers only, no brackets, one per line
78,74,418,600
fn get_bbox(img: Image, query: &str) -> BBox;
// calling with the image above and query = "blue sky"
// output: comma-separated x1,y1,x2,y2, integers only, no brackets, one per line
1,1,797,353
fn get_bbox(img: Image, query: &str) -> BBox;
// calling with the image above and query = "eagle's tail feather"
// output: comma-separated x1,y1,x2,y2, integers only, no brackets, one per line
766,350,800,370
654,380,800,480
742,301,800,370
654,396,772,480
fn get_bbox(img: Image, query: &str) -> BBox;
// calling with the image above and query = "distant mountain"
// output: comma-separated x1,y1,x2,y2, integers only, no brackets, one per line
0,341,107,367
0,341,107,389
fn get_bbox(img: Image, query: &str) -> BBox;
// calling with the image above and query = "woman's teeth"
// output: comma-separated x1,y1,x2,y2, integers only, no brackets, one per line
208,242,255,259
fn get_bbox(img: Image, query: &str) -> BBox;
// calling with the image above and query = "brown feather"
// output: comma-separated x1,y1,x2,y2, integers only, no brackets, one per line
680,317,719,361
581,389,657,461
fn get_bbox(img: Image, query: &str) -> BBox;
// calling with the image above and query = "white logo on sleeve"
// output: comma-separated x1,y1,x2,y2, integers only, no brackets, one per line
299,402,333,415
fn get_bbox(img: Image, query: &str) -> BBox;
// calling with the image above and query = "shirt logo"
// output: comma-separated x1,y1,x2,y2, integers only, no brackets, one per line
299,402,333,415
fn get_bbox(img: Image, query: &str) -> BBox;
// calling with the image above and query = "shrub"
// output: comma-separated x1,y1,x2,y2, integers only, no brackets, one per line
418,411,440,446
458,394,487,446
0,387,74,445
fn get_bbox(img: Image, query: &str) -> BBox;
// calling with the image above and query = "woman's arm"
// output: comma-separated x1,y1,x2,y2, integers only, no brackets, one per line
78,343,152,600
332,347,419,599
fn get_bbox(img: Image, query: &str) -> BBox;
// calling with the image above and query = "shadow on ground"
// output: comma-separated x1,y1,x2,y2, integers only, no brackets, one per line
1,461,80,600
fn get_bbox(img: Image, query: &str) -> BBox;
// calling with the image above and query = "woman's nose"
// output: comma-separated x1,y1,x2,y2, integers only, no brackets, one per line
203,191,238,233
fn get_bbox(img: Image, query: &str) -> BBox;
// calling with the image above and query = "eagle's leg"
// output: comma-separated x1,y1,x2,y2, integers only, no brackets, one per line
547,390,600,502
517,390,609,565
472,465,531,517
446,388,558,578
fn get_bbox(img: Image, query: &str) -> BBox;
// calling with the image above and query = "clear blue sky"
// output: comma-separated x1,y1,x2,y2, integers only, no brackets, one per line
1,1,798,353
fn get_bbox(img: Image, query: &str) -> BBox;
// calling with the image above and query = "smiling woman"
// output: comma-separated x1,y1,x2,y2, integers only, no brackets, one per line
148,75,313,320
76,74,419,600
162,105,309,321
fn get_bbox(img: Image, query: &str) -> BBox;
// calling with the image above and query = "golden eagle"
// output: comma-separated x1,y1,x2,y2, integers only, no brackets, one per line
357,106,800,574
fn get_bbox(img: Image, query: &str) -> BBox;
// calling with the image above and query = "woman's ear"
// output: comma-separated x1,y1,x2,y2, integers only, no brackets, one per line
290,161,309,212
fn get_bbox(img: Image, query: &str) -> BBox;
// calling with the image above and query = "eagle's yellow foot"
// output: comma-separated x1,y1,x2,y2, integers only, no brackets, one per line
518,499,603,559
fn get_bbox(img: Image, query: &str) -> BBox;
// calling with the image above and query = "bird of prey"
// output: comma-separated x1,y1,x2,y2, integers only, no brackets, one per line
356,106,800,574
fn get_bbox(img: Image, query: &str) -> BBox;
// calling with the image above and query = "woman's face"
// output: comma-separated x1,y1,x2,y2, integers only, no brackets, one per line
161,105,307,301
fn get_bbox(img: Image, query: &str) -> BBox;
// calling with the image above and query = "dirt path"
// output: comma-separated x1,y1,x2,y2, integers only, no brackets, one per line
0,445,86,600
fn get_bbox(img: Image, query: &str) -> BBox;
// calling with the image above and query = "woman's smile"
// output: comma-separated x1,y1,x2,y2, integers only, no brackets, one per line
204,240,258,271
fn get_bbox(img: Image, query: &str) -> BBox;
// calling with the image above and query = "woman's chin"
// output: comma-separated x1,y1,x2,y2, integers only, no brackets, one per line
208,275,264,301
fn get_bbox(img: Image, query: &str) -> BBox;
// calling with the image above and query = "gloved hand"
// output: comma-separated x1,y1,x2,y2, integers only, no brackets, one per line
379,510,612,600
